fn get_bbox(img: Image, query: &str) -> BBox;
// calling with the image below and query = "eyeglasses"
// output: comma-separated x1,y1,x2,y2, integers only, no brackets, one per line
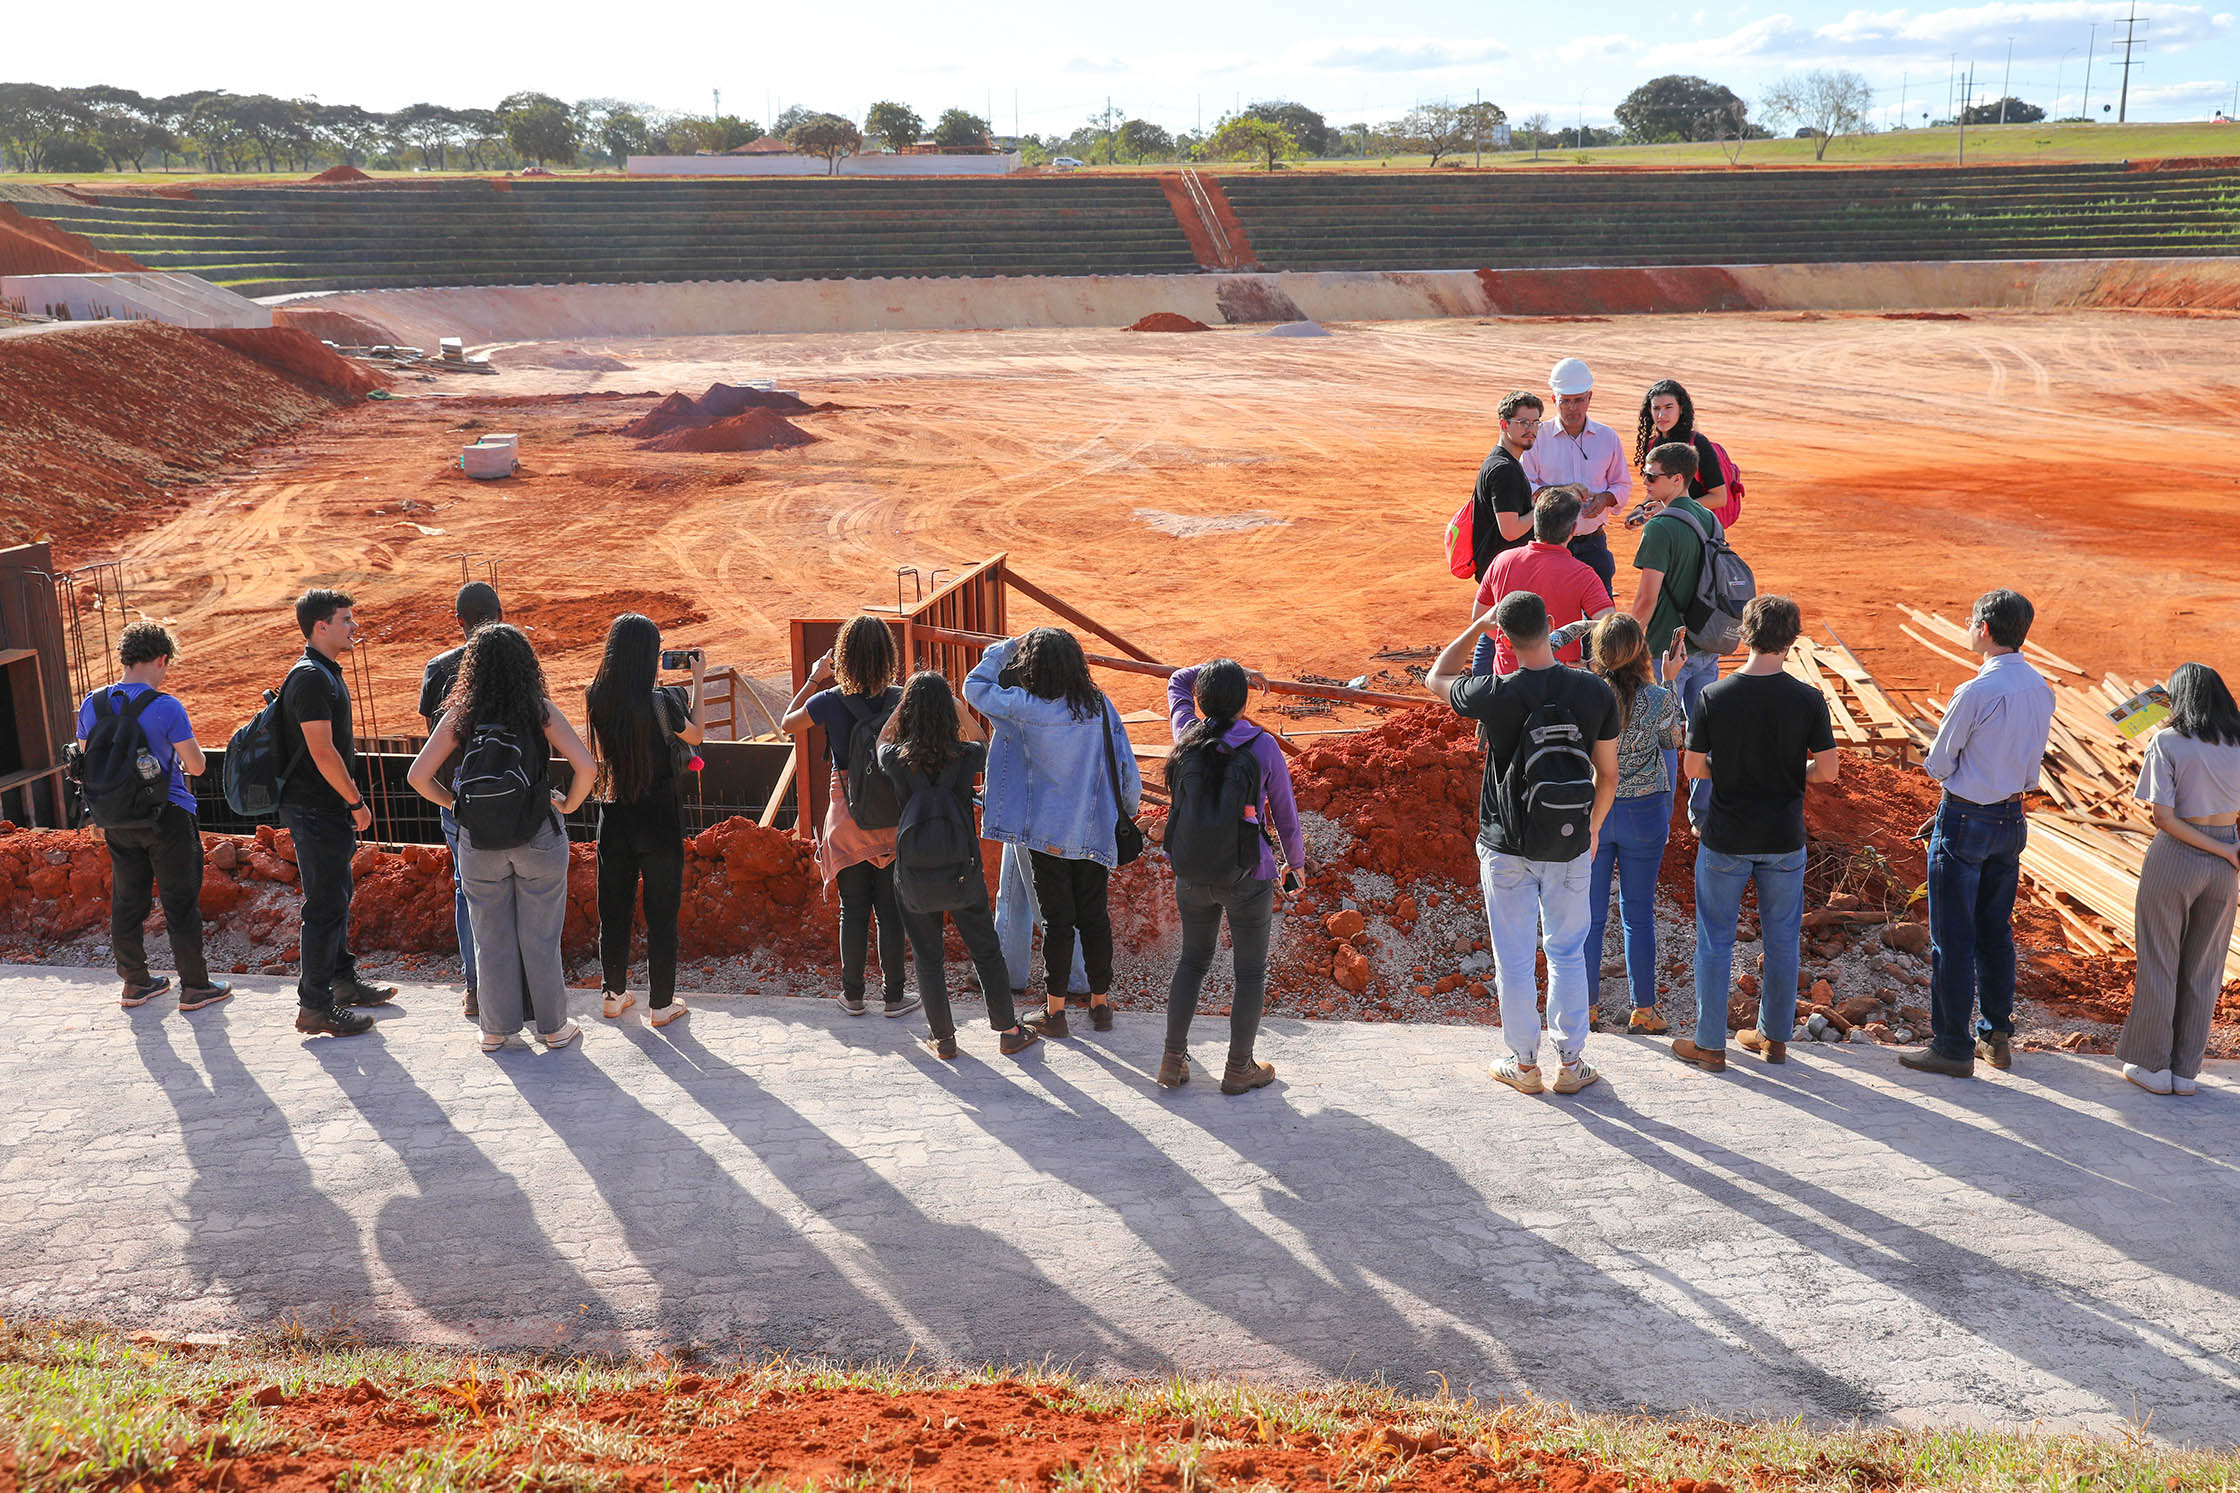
1506,417,1542,430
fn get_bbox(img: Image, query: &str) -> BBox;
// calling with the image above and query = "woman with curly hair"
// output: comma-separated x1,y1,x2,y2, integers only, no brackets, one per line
1629,379,1731,524
781,615,915,1018
964,627,1141,1037
407,623,595,1052
585,613,704,1028
876,671,1042,1060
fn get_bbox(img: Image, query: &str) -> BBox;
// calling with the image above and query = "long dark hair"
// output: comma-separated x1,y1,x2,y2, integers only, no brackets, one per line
1632,377,1696,469
879,671,964,775
1587,612,1651,732
833,614,896,696
2167,663,2240,747
445,623,548,743
1164,658,1248,791
1015,626,1102,720
586,612,663,801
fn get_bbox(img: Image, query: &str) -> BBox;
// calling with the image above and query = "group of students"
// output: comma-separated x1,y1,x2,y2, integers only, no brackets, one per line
73,354,2238,1100
1441,355,2238,1097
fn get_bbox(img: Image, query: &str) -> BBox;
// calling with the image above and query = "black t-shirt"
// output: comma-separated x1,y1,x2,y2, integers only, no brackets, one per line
279,648,355,811
1471,446,1534,581
806,685,900,769
418,645,465,732
1684,432,1723,503
1447,663,1619,857
1686,672,1836,855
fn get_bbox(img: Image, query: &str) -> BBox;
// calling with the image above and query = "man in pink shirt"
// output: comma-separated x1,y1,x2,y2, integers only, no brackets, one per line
1519,356,1631,595
1473,488,1616,673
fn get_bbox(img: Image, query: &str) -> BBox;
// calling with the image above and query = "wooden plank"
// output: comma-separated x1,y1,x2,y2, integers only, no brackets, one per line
1003,570,1159,663
756,744,797,829
908,623,1429,709
1788,641,1865,742
1900,622,1983,673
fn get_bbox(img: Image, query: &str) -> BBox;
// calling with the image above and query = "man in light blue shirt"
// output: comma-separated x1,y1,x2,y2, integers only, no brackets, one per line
1903,589,2056,1079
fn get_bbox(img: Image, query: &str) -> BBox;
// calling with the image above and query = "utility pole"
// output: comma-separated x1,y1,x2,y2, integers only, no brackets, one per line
1897,71,1908,128
1947,55,1956,125
1999,38,2014,123
713,88,721,120
1475,87,1482,166
2082,23,2097,118
2115,1,2144,123
1958,62,1972,162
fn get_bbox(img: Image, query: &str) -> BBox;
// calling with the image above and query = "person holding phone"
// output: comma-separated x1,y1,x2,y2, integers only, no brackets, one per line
586,614,703,1027
1158,658,1304,1094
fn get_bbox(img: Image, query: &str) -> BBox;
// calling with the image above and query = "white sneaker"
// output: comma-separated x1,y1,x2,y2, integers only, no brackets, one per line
2172,1073,2199,1096
2123,1063,2174,1095
1490,1053,1544,1095
1552,1056,1600,1094
541,1020,582,1050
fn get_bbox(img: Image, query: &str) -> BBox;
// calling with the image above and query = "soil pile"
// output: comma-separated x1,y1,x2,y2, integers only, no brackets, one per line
1291,709,1483,887
0,201,138,276
638,409,817,454
0,321,350,559
1128,312,1211,332
619,385,826,441
617,392,704,437
697,381,817,417
307,164,372,184
194,326,389,399
273,304,399,347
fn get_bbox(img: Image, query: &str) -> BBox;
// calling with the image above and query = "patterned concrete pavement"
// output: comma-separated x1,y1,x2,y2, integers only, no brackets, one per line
2,965,2236,1444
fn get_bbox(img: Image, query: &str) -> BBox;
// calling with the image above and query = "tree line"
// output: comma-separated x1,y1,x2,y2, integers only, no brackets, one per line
0,71,2060,176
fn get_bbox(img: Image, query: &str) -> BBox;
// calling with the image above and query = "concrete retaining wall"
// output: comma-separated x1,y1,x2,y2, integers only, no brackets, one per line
264,257,2240,348
626,153,1022,177
4,272,273,328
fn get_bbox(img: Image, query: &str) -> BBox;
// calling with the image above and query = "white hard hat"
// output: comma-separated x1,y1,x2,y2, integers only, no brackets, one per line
1549,357,1594,395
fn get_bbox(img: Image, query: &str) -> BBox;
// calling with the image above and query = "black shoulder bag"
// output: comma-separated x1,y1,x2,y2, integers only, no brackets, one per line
1099,697,1144,866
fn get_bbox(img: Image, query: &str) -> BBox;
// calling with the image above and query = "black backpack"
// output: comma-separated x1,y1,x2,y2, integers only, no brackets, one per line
223,659,321,819
1165,728,1267,884
892,753,983,914
77,688,171,829
841,689,902,830
1665,505,1755,658
1496,680,1598,862
452,719,551,851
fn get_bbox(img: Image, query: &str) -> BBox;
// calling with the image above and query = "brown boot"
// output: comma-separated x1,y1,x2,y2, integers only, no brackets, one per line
1220,1059,1276,1095
1737,1028,1788,1064
1157,1051,1191,1088
1671,1038,1727,1072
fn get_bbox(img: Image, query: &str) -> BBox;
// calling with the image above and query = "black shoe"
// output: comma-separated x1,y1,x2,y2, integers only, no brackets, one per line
1975,1031,2013,1070
1089,1001,1114,1032
462,988,479,1022
1029,1008,1070,1039
178,982,233,1012
1900,1046,1974,1078
296,1006,375,1037
999,1024,1042,1057
884,993,922,1019
922,1032,959,1060
119,976,171,1007
335,977,397,1007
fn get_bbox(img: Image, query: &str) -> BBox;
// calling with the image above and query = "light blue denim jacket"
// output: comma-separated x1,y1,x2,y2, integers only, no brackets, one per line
963,636,1143,867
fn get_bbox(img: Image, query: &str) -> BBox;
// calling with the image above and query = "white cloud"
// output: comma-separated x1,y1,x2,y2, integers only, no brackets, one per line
1556,32,1640,61
1297,36,1512,71
1064,56,1129,74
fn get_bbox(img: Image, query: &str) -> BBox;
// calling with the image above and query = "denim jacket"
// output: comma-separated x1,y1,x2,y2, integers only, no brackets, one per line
963,636,1143,867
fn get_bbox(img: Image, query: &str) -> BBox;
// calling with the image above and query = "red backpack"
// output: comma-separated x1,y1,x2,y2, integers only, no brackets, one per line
1444,497,1477,580
1706,440,1744,528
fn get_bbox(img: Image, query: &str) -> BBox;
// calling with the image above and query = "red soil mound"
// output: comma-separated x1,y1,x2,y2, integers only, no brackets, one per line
194,326,389,399
0,201,138,276
1291,708,1483,888
0,321,352,559
620,387,827,439
307,163,372,184
617,392,704,438
1129,311,1211,332
274,303,400,347
638,409,817,454
697,381,817,417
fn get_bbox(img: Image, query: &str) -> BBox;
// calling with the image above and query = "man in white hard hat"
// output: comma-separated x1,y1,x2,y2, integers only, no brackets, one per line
1520,357,1631,595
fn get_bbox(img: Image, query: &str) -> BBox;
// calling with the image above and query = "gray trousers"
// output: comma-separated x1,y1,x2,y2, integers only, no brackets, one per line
460,817,572,1038
2118,825,2238,1080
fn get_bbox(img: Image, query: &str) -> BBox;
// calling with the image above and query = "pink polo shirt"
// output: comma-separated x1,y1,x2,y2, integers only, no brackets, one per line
1475,541,1615,673
1519,416,1632,533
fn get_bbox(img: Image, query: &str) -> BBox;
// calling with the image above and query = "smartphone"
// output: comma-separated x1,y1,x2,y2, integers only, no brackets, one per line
1281,869,1301,894
660,648,702,671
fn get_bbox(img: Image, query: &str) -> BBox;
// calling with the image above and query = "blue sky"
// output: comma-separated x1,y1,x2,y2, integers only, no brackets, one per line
49,0,2240,131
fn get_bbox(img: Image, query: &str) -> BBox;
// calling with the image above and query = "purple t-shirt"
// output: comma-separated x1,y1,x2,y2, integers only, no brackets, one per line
76,684,198,813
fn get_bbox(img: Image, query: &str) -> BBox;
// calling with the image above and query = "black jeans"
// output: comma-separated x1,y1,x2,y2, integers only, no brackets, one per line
597,797,684,1008
106,803,210,989
279,802,358,1010
1028,850,1113,998
1165,870,1275,1067
1567,527,1617,596
835,858,906,1001
902,891,1018,1040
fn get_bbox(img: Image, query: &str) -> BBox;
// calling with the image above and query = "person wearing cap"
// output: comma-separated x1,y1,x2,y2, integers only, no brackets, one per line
1520,357,1631,595
418,581,503,1021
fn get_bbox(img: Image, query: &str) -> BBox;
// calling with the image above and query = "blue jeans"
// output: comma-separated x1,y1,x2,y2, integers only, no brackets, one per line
1657,648,1720,830
441,806,477,993
993,841,1086,995
1926,794,2028,1060
1693,844,1806,1050
1589,791,1671,1009
1478,843,1593,1066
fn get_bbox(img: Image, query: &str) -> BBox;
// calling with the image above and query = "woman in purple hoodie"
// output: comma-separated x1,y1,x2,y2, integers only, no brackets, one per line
1161,658,1307,1094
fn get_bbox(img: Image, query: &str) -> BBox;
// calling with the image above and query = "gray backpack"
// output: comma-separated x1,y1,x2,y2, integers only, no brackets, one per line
1666,505,1755,657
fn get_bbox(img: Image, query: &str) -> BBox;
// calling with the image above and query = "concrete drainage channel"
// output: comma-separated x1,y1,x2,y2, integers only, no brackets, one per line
266,256,2240,345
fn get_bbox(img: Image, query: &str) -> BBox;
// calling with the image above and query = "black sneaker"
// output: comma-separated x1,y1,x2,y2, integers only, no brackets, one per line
884,993,922,1019
334,977,397,1007
922,1032,959,1060
1089,1002,1114,1032
839,990,868,1016
1029,1008,1070,1040
999,1024,1042,1057
178,982,234,1012
119,976,172,1007
296,1006,375,1037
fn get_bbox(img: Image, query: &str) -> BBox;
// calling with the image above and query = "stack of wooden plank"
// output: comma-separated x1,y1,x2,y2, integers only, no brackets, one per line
1782,631,1922,753
1897,611,2240,983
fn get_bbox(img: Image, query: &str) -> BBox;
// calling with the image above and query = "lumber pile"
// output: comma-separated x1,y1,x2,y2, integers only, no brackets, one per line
1896,610,2240,983
1782,630,1922,751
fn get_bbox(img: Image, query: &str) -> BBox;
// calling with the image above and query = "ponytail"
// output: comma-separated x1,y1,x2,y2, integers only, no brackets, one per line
1165,658,1250,791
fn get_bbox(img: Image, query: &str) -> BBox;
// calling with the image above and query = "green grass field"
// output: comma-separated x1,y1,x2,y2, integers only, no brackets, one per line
1,120,2234,187
4,1317,2237,1492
